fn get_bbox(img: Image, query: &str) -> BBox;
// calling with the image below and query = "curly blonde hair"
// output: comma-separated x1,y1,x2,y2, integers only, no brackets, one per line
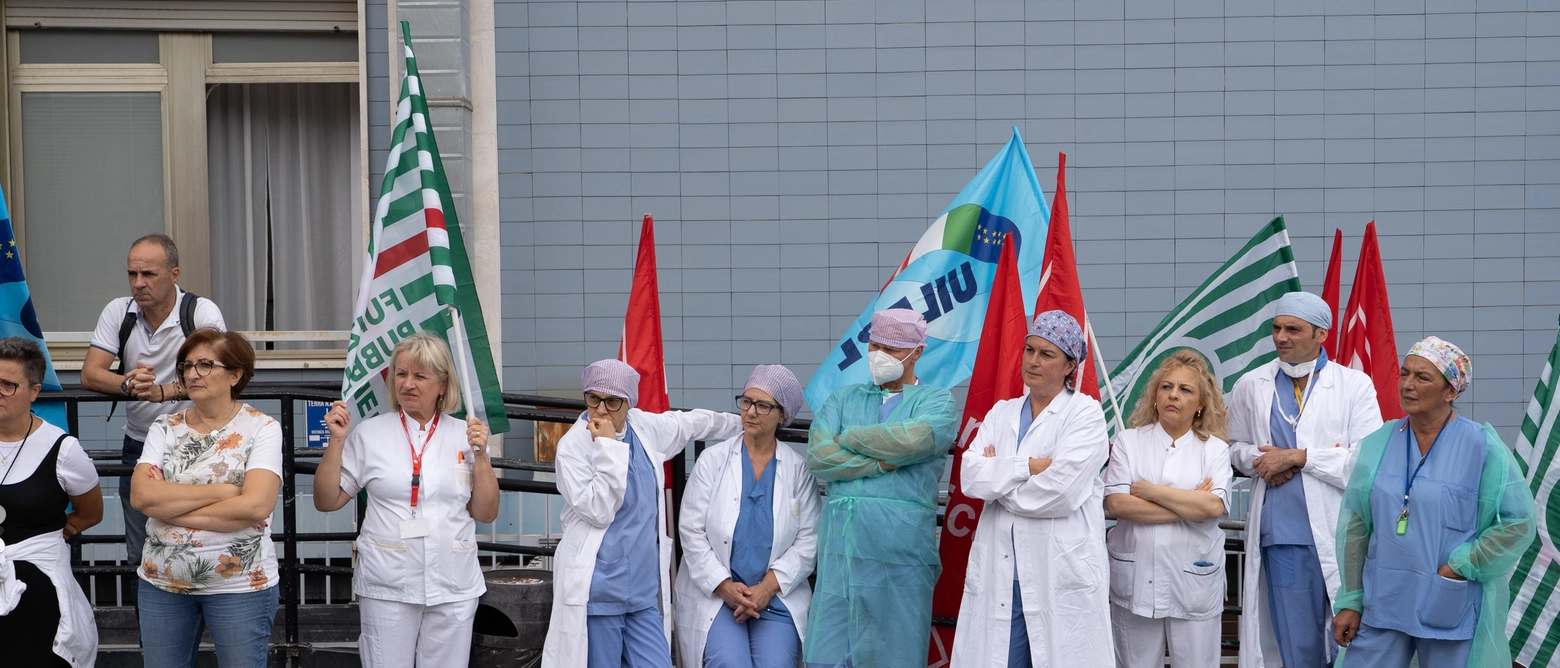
1128,349,1228,441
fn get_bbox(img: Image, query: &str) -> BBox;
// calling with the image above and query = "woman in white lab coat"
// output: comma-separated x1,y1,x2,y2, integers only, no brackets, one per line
1103,349,1234,668
312,333,499,668
542,359,743,668
952,311,1112,668
674,365,821,668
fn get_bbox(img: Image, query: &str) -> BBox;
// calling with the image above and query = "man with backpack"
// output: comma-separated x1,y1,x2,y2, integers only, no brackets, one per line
81,234,225,571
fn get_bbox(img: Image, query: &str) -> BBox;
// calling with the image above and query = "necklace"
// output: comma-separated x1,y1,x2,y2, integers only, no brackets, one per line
0,416,39,485
191,402,241,436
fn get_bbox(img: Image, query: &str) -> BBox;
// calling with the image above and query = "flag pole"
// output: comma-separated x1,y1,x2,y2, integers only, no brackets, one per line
446,305,478,422
1085,314,1129,435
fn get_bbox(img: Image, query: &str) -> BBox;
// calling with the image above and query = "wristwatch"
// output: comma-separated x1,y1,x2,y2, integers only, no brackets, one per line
120,377,133,396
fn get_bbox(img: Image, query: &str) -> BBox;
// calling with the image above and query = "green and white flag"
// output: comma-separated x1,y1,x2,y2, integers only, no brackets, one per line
1101,217,1301,433
342,22,509,434
1509,315,1560,667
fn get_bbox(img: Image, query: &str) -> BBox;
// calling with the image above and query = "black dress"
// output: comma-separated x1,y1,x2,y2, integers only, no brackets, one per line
0,433,73,668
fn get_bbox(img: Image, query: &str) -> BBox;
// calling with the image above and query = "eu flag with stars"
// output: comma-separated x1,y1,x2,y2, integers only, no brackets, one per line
0,189,68,429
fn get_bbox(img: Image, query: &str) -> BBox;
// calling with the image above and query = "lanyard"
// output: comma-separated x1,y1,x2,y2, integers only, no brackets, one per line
399,411,441,513
1396,412,1453,535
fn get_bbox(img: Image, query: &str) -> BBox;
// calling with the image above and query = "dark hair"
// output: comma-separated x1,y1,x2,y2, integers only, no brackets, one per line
0,337,46,386
131,233,180,269
177,329,255,399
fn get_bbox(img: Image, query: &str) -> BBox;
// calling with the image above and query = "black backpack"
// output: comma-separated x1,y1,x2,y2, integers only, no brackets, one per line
109,292,202,417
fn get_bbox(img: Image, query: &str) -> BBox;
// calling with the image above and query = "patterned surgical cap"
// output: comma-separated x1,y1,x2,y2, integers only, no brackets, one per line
1407,336,1472,396
581,359,641,409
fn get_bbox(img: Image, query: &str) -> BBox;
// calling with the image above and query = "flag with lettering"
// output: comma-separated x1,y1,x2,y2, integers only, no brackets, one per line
804,128,1049,410
342,22,509,434
1101,217,1302,433
1508,314,1560,667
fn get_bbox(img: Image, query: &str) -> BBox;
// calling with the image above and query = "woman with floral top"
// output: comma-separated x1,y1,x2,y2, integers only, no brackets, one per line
130,328,282,668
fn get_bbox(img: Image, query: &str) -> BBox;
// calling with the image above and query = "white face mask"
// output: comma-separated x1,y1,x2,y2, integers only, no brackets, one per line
1277,359,1316,378
868,350,909,386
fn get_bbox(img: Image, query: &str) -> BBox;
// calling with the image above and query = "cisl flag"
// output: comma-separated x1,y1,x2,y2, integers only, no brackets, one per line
342,22,509,434
927,233,1030,667
804,128,1049,411
1338,221,1402,420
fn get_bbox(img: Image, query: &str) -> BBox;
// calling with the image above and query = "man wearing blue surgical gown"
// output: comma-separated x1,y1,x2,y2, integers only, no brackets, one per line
803,309,957,668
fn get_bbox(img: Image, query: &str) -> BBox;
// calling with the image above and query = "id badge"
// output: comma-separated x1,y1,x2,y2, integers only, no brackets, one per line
400,517,430,539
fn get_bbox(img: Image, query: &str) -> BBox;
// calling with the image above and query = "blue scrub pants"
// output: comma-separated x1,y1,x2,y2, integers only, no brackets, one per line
1008,579,1033,668
1340,623,1472,668
703,605,801,668
587,608,671,668
1263,544,1335,668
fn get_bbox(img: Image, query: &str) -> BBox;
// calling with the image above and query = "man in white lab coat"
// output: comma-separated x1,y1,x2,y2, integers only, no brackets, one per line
1228,292,1382,668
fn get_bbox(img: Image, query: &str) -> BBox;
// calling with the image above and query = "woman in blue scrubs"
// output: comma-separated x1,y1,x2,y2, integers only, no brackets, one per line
1332,337,1535,668
675,365,821,668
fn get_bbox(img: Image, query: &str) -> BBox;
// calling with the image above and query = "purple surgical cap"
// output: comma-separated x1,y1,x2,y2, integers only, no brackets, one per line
581,359,641,409
869,308,929,348
1028,310,1089,389
743,364,804,427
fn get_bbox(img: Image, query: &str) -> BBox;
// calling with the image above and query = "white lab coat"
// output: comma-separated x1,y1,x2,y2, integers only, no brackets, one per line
672,435,822,666
951,390,1113,668
1227,360,1382,668
0,532,98,667
542,408,742,668
1104,424,1233,621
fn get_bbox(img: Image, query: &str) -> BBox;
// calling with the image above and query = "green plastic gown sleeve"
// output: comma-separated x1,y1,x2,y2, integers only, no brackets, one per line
1334,421,1536,668
806,383,958,481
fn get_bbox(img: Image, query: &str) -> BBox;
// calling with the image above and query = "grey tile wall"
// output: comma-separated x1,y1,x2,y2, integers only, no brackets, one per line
477,0,1559,455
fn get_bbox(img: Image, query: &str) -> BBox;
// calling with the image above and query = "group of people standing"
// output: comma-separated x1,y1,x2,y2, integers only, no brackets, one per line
547,292,1537,668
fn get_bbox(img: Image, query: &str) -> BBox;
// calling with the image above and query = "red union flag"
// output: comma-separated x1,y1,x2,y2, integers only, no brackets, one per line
928,233,1029,666
1320,228,1343,360
1338,221,1403,419
1032,152,1098,399
618,214,673,485
342,22,508,434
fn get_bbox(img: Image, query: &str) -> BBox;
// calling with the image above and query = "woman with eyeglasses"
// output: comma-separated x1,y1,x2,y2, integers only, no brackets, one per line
312,333,496,667
542,359,742,668
128,329,283,668
674,365,821,668
0,337,103,668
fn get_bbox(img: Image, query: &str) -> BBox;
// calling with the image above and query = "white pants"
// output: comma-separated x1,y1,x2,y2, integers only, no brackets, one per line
1110,604,1222,668
358,595,480,668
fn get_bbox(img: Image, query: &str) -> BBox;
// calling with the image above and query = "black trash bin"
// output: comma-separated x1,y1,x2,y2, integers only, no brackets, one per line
470,568,551,668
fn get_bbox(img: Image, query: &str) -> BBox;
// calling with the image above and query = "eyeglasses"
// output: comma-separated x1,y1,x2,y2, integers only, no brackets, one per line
735,395,781,416
583,393,626,412
178,360,230,377
0,379,28,397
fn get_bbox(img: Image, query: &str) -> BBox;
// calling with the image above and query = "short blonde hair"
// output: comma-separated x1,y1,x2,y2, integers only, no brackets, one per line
386,333,463,415
1128,349,1228,442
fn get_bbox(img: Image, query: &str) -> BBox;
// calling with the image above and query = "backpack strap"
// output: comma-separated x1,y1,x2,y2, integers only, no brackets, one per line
178,291,201,337
113,304,137,377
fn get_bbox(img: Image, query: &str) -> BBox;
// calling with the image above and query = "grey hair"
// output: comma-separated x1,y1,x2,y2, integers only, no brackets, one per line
131,233,180,269
0,337,46,386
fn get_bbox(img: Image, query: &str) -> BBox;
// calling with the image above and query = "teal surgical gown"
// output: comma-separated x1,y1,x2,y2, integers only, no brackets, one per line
803,382,957,668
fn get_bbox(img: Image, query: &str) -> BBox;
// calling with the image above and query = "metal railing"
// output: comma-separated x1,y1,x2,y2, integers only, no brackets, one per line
44,383,1252,662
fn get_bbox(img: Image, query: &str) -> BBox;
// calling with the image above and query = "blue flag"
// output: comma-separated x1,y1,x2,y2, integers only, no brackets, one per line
804,128,1050,411
0,189,68,429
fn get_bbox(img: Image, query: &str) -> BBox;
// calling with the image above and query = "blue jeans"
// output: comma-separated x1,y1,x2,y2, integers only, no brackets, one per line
121,436,149,568
138,580,279,668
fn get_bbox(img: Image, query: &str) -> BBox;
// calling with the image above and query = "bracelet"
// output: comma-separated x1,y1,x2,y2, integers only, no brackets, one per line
158,385,166,402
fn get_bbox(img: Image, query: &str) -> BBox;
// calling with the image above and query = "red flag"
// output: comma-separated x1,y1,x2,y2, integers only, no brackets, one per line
1320,228,1344,359
927,233,1029,666
618,214,674,483
1338,221,1403,419
1032,152,1099,399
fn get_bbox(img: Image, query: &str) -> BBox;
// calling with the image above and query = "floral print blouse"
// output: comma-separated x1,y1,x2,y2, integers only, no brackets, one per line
137,404,283,595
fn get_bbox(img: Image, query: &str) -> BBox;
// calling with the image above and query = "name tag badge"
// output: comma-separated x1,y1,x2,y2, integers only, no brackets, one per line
400,517,430,539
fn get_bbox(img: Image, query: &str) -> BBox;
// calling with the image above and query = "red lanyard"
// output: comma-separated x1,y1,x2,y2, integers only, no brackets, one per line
399,411,441,509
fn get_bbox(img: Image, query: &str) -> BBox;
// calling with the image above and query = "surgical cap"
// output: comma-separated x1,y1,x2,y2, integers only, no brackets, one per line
1028,310,1089,388
581,359,641,409
1274,291,1333,330
744,364,804,427
1407,336,1472,396
869,308,929,348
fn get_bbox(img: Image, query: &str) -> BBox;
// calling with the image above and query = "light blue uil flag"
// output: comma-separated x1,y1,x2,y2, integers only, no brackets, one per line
0,189,68,429
804,128,1050,411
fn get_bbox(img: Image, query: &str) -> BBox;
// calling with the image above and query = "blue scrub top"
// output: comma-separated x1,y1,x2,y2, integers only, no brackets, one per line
588,424,661,616
880,392,906,422
731,446,791,622
1362,417,1485,639
1260,352,1327,547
